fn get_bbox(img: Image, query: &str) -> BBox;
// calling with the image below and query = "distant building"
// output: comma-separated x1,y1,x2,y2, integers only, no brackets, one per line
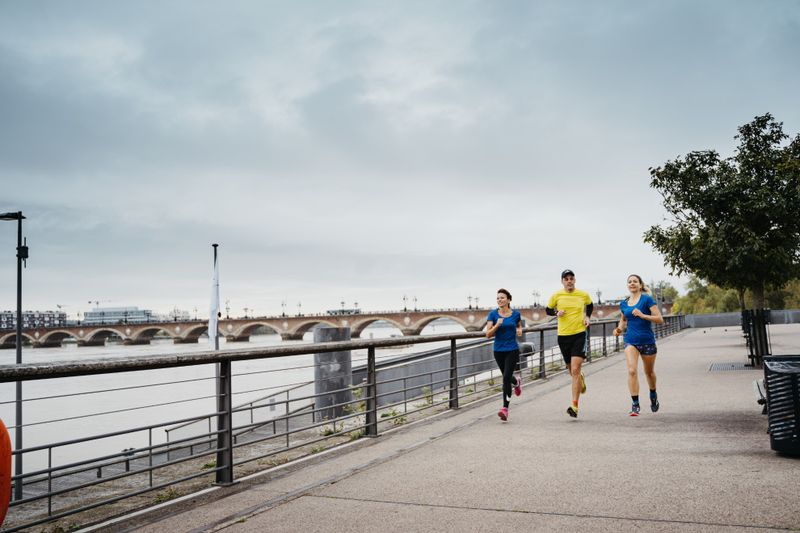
83,307,155,326
0,310,68,330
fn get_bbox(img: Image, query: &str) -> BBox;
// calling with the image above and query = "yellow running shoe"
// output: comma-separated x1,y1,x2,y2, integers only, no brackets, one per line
580,372,586,394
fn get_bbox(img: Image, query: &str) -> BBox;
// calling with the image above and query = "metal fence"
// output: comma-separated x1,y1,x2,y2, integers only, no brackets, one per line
0,315,685,531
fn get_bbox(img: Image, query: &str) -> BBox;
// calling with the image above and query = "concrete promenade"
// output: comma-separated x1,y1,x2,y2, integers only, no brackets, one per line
109,325,800,532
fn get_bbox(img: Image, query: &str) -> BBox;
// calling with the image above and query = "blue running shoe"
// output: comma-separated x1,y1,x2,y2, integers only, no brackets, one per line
651,397,660,413
629,403,640,417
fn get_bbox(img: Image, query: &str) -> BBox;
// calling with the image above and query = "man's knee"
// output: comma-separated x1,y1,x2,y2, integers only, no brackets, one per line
627,367,638,378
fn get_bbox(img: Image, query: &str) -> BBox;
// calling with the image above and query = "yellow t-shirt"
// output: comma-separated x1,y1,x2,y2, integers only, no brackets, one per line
547,289,592,335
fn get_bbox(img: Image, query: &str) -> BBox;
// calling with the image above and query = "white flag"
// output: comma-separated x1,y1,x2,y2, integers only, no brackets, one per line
209,252,220,343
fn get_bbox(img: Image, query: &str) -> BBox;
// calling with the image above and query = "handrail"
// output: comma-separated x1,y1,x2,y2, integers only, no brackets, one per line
0,319,626,382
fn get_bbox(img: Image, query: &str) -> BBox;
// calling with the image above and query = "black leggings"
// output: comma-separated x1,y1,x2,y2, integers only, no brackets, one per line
494,349,520,407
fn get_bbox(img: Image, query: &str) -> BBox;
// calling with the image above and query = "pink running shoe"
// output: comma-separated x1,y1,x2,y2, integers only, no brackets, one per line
498,407,508,421
514,376,522,397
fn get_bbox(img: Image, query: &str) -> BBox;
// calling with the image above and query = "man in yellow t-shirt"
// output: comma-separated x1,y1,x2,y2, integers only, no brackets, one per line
546,269,594,418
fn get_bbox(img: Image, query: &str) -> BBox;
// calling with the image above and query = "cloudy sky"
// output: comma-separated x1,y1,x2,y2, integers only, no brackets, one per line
1,1,798,319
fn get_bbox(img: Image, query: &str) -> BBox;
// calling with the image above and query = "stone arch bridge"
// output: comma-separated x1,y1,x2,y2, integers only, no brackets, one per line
0,304,666,348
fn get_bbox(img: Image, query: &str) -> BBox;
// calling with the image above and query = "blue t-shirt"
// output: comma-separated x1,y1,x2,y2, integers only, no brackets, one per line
487,309,521,352
620,294,657,345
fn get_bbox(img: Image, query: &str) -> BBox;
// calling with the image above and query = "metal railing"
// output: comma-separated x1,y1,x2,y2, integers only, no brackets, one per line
0,315,685,531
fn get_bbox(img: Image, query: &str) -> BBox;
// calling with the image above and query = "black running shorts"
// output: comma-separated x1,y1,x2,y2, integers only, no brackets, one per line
558,332,587,366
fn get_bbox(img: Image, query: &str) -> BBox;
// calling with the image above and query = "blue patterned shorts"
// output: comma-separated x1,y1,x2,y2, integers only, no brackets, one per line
625,343,657,356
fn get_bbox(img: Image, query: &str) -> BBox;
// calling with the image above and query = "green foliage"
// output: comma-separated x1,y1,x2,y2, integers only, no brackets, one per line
674,276,800,313
154,487,180,503
201,461,216,470
645,113,800,307
421,386,433,405
673,277,741,314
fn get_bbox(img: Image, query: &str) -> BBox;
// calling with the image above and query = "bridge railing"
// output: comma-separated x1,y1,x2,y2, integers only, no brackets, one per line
0,315,685,531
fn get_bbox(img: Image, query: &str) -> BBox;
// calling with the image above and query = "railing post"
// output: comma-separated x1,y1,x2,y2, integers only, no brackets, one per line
449,339,459,409
602,323,607,356
215,361,234,485
585,326,592,362
403,377,408,413
149,428,153,488
539,330,546,379
365,347,378,437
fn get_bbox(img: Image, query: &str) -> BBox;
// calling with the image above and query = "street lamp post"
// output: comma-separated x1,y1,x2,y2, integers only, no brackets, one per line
1,211,28,501
402,294,408,312
413,296,417,312
468,294,473,310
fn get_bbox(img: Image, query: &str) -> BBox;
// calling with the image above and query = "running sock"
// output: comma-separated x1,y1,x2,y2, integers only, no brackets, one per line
572,400,579,410
631,395,639,405
650,389,657,400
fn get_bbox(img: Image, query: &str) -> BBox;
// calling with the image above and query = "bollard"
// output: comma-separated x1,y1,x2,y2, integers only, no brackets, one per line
313,327,354,423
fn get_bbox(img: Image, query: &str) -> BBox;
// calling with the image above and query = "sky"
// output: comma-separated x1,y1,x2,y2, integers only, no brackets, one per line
1,0,799,319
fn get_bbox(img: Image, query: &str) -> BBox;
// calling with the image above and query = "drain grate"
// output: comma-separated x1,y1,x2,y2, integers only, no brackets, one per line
709,362,759,372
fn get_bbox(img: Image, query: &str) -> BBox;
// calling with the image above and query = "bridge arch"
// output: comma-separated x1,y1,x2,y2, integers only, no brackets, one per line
286,319,340,340
37,330,79,347
0,332,36,348
83,327,126,346
130,326,177,344
406,315,481,336
235,322,282,338
350,318,406,338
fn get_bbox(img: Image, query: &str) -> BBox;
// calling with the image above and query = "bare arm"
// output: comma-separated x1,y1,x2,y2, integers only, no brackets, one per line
486,318,503,338
613,315,627,336
632,305,664,324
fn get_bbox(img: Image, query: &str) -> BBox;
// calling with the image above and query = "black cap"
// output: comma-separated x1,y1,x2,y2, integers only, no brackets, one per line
561,269,575,279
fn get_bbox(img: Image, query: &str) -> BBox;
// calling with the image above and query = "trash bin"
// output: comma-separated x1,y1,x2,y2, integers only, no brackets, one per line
518,342,534,370
763,355,800,455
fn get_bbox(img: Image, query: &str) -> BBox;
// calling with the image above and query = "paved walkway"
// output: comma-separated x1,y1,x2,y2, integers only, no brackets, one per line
105,325,800,532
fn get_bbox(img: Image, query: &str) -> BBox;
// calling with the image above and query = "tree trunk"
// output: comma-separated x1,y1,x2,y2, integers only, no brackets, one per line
751,284,765,309
737,288,746,311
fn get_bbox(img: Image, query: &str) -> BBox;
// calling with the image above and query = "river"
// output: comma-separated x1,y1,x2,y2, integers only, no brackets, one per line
0,320,468,473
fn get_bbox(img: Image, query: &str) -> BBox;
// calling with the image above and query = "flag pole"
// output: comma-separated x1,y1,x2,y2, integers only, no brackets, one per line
211,243,220,351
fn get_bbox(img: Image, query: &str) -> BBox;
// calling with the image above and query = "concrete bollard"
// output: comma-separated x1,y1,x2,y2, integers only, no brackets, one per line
313,327,354,423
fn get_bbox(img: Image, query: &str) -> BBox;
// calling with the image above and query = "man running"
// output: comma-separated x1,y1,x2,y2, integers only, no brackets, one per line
546,269,593,418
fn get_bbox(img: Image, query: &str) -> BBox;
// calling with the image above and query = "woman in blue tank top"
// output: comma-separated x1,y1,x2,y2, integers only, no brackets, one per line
613,274,664,416
486,288,523,422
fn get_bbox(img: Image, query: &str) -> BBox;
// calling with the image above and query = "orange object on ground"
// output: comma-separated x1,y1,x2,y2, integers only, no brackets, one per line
0,419,11,526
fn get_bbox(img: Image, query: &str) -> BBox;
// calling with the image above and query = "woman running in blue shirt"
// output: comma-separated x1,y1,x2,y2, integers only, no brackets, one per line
486,288,523,421
613,275,664,416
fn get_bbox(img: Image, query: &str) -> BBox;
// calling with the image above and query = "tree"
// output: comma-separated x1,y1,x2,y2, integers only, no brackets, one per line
644,114,800,308
672,277,740,314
